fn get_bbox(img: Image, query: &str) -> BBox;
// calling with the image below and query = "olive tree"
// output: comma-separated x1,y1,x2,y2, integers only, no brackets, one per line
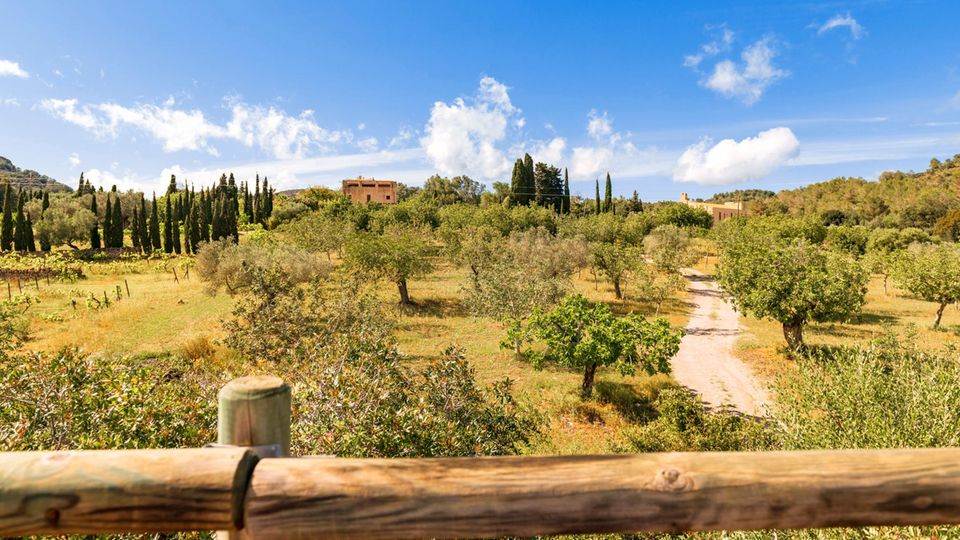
31,197,96,249
592,241,634,299
892,242,960,328
864,227,935,295
280,212,353,261
717,235,869,351
644,224,700,273
525,293,682,399
345,225,434,305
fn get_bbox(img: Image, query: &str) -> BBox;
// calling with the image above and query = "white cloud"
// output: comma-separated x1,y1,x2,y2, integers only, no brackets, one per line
0,59,29,79
673,127,800,185
587,110,613,140
2,98,19,107
41,97,354,159
701,38,787,105
683,27,735,68
420,76,521,180
83,168,129,189
357,136,379,152
529,137,567,165
817,14,864,39
68,153,81,167
388,127,414,148
570,146,614,178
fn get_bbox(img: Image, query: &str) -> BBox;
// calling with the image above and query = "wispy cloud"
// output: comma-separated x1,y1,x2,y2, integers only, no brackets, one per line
816,13,865,40
40,96,365,159
0,59,29,79
685,34,788,105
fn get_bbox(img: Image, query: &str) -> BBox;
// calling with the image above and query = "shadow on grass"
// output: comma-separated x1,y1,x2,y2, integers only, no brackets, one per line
396,297,469,318
853,312,899,325
594,377,675,424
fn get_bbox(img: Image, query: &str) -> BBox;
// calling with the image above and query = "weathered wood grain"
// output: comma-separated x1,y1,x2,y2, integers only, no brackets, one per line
0,447,255,536
241,448,960,539
218,375,291,456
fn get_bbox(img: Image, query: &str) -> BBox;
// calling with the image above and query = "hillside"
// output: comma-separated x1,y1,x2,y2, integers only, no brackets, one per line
746,155,960,228
0,155,73,192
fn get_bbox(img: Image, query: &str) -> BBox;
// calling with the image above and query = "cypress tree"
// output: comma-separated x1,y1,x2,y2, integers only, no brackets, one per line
594,179,601,215
76,172,85,195
509,159,524,206
14,199,26,251
25,213,35,252
172,216,181,254
131,209,141,250
42,191,49,212
201,192,211,243
139,196,150,251
112,196,123,247
562,168,571,214
521,154,535,207
262,178,272,221
150,195,161,250
103,197,113,248
163,196,173,253
90,193,101,250
253,175,261,224
190,201,202,252
1,184,12,251
167,174,178,195
603,172,612,213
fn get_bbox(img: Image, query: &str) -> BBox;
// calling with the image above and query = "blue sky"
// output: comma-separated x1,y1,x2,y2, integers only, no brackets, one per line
2,0,960,200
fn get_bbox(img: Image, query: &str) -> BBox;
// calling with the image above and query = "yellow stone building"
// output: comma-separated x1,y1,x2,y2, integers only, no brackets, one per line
679,193,742,223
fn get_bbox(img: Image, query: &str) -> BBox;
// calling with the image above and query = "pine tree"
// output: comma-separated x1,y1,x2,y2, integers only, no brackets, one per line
603,173,613,213
163,196,173,253
103,196,113,249
594,179,601,215
90,193,101,250
562,168,571,214
111,195,123,248
1,184,12,251
25,213,35,252
150,195,161,250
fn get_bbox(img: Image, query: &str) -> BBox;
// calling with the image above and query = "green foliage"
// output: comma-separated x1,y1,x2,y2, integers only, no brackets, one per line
644,224,700,273
421,174,485,205
592,241,633,299
933,208,960,241
653,202,713,229
280,211,354,260
32,195,96,249
892,242,960,328
195,238,329,295
524,294,682,398
717,225,869,350
621,387,772,452
0,351,218,450
775,335,960,449
345,224,434,304
823,224,870,257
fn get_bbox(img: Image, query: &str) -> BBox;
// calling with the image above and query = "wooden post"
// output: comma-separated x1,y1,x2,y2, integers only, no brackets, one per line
218,376,291,540
16,278,21,294
218,375,291,456
173,268,180,283
6,281,10,300
124,279,131,297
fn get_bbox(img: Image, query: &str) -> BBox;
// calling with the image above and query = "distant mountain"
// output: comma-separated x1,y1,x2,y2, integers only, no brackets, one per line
0,155,73,192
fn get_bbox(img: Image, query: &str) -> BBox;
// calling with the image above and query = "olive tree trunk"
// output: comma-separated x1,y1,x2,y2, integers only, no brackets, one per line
613,279,622,300
782,321,804,352
397,278,411,305
934,301,947,329
580,363,598,400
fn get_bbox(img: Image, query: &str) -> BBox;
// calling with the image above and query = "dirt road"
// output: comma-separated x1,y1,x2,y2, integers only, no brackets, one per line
669,270,771,417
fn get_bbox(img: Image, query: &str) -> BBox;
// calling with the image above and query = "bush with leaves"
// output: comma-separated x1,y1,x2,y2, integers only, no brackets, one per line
621,386,772,452
891,242,960,328
279,211,354,261
592,241,634,299
775,334,960,449
195,238,329,295
0,351,220,451
524,293,682,399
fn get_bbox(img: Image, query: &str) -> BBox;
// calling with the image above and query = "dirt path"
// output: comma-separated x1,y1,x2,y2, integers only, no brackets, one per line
669,269,771,417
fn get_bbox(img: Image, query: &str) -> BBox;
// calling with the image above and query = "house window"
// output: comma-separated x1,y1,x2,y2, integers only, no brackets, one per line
386,195,391,200
366,194,371,202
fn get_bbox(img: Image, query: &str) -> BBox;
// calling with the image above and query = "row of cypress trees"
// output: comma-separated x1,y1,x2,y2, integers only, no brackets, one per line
85,172,274,254
0,184,44,252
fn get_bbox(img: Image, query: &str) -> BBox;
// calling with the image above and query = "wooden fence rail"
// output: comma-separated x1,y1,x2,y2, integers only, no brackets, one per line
3,376,960,539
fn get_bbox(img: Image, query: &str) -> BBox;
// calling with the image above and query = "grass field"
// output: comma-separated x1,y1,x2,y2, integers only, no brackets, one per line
17,257,693,455
735,274,960,381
